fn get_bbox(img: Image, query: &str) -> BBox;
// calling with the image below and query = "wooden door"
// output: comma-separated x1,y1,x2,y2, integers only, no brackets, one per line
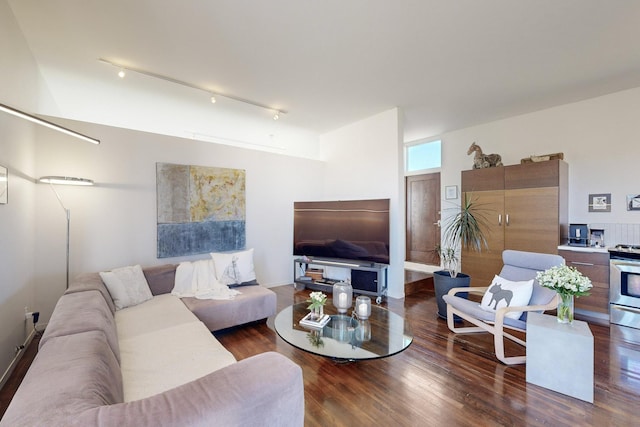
504,187,560,253
406,173,440,264
461,190,505,287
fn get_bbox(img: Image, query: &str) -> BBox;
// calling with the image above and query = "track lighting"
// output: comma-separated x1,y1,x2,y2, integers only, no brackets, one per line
99,58,287,120
0,103,100,145
38,176,95,186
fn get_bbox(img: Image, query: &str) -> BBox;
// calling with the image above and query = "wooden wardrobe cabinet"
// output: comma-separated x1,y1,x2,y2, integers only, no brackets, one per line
461,160,568,286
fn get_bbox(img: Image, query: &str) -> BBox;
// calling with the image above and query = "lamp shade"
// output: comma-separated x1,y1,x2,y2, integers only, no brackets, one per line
38,176,94,186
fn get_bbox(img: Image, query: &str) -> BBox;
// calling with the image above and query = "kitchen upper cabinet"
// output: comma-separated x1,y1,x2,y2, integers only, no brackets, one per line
461,160,568,286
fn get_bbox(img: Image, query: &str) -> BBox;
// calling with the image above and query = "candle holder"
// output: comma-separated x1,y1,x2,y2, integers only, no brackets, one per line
354,295,371,320
355,319,371,342
333,280,353,314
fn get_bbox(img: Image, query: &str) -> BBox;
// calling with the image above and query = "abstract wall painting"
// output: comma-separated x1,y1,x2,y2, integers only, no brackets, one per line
156,163,246,258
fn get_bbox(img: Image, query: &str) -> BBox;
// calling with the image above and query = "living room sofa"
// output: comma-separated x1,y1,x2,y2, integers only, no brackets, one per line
1,264,304,427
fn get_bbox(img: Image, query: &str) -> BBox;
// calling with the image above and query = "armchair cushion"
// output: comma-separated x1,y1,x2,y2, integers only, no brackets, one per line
479,275,534,319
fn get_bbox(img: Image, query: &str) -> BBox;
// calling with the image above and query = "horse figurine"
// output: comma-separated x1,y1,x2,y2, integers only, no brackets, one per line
467,142,503,169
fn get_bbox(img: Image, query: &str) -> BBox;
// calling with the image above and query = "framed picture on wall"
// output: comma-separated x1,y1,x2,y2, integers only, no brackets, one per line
445,185,458,200
0,165,7,204
588,193,611,212
626,195,640,211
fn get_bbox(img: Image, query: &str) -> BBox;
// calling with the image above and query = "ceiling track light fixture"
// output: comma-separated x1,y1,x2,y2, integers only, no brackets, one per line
38,176,95,186
0,103,100,145
99,58,287,119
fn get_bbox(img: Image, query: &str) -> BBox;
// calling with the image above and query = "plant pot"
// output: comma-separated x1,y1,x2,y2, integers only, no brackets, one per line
433,270,470,320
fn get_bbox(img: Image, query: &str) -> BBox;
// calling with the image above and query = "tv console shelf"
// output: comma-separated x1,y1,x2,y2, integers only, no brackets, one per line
293,258,388,304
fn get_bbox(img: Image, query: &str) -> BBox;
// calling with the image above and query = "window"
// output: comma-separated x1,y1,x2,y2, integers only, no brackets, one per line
406,139,441,172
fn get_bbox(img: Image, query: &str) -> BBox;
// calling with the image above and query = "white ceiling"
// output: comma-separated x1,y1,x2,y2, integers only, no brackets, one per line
7,0,640,152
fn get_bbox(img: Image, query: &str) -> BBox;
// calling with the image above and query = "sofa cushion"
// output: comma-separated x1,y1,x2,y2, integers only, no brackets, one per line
1,331,123,427
115,294,201,341
66,272,116,313
119,321,236,402
40,290,120,362
211,248,256,285
100,264,153,310
181,284,276,331
143,263,178,296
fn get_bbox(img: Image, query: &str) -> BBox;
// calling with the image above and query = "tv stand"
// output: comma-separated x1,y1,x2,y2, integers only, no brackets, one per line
293,258,388,303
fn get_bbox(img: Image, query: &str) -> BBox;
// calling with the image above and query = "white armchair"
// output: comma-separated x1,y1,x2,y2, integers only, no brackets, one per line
443,250,564,365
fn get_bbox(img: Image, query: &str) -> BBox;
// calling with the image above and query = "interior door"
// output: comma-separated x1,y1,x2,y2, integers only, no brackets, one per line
406,173,440,264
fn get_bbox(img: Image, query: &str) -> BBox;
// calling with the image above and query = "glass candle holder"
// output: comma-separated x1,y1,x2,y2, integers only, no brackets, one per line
333,280,353,314
355,295,371,320
355,319,372,342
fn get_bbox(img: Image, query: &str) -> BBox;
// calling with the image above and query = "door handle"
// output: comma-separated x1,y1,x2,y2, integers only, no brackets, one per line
505,214,510,226
434,220,441,227
498,214,502,226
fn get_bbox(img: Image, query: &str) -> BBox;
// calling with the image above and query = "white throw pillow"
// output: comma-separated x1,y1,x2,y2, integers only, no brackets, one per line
100,264,153,310
210,248,256,285
480,275,534,319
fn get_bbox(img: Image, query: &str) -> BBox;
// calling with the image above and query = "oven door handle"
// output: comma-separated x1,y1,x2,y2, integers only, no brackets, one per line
611,305,640,315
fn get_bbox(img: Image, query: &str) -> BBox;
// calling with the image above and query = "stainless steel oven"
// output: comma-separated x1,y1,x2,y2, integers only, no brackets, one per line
610,245,640,329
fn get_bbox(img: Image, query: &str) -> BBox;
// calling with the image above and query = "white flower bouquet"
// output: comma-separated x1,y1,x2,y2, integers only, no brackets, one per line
536,264,592,296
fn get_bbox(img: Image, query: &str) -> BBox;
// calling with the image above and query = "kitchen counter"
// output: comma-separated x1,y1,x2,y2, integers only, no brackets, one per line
557,244,609,254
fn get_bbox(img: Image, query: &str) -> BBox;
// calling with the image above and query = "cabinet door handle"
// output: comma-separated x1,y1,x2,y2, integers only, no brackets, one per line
570,261,595,266
498,214,502,226
505,214,510,226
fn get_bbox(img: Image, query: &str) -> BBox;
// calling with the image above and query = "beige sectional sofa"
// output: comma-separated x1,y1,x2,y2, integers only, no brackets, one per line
1,264,304,427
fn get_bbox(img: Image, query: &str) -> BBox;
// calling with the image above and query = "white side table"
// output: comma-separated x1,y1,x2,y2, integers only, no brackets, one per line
526,312,594,403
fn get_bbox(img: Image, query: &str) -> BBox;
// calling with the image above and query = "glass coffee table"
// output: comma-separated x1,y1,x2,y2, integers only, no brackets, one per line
274,301,413,361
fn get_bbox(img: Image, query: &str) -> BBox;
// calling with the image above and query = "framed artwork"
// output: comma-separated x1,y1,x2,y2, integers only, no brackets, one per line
588,193,611,212
156,163,246,258
445,185,458,200
0,165,7,204
627,195,640,211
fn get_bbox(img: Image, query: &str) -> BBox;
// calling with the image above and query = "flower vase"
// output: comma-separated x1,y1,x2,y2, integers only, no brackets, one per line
557,293,574,324
313,305,324,320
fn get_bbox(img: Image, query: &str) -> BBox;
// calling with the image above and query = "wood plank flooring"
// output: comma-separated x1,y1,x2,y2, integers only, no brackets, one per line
215,285,640,427
3,284,639,426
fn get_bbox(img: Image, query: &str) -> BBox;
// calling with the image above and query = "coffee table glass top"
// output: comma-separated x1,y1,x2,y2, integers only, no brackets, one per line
274,302,413,361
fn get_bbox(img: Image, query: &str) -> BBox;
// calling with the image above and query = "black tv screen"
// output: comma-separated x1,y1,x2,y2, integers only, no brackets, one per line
293,199,390,265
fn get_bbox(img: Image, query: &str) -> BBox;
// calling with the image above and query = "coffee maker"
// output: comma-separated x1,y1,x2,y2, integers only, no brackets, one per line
568,224,589,246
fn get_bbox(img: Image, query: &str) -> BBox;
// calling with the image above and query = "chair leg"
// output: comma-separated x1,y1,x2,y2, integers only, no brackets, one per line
494,328,526,365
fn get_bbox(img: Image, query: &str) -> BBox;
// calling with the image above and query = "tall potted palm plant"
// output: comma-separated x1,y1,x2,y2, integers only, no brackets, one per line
433,193,488,319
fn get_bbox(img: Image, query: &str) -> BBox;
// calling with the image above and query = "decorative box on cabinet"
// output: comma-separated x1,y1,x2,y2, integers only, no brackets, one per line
461,160,568,287
558,247,610,325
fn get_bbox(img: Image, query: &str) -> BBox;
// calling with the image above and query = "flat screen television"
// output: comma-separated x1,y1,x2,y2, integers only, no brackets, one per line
293,198,390,265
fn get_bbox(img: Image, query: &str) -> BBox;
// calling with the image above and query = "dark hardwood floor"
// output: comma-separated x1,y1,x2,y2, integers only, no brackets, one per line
3,282,639,426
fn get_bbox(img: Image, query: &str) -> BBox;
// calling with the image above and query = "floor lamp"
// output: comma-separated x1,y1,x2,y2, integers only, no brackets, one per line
38,176,94,289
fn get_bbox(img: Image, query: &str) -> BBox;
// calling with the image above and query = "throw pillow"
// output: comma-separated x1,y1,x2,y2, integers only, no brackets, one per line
211,248,256,286
99,264,153,310
480,275,534,319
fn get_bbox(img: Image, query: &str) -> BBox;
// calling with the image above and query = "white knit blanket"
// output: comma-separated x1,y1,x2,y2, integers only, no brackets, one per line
172,259,240,300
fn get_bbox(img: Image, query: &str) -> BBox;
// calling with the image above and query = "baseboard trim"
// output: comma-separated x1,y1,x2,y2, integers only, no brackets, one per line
0,328,37,390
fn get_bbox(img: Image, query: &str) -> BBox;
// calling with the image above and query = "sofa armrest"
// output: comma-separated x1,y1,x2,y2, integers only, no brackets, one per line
75,352,304,427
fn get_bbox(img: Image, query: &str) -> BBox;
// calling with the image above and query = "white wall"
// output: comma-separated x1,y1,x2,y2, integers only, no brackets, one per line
0,0,39,385
319,108,404,298
32,120,325,324
438,86,640,242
